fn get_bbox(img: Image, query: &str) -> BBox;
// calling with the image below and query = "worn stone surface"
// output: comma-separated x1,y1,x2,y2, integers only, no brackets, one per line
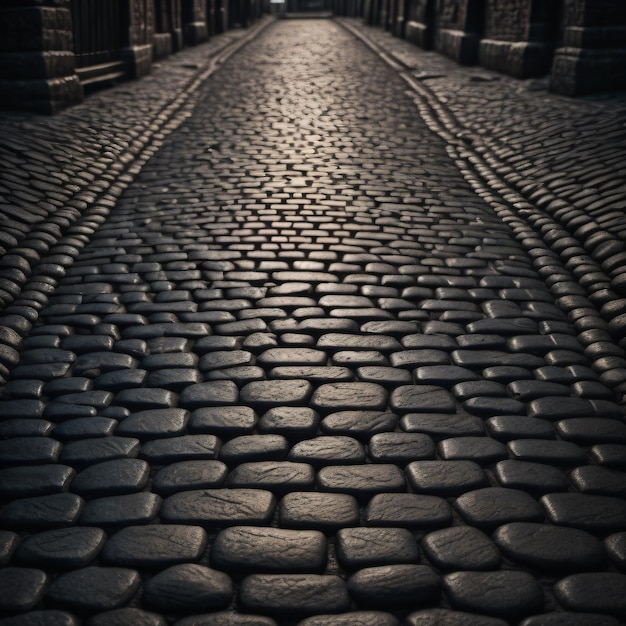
1,11,625,626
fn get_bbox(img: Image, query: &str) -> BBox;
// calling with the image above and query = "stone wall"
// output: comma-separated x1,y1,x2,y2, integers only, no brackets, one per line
550,0,626,95
0,0,82,114
433,0,482,64
389,0,626,95
479,0,559,78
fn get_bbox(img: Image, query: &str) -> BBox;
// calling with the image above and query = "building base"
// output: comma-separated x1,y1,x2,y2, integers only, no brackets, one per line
123,43,154,79
0,74,82,114
550,47,626,96
479,39,553,78
405,20,432,48
434,27,479,65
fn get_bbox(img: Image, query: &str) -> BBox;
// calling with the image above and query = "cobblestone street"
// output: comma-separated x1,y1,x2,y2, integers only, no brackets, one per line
1,16,626,626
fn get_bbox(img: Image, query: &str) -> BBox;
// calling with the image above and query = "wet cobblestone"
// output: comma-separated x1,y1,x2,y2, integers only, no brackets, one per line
1,14,626,626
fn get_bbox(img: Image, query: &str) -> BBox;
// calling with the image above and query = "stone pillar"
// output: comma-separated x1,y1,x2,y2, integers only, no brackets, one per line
550,0,626,96
433,0,484,65
124,0,155,78
182,0,208,45
0,0,82,114
405,0,435,47
479,0,559,78
153,0,183,59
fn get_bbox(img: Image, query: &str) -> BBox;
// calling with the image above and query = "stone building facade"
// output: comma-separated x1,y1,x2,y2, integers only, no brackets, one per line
0,0,263,115
1,0,624,114
362,0,626,95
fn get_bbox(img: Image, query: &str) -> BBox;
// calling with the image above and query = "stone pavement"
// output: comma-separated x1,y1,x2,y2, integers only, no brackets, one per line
1,14,626,626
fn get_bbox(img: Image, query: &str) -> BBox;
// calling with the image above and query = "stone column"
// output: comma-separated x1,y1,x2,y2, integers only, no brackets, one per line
124,0,155,78
479,0,559,78
433,0,484,65
550,0,626,96
0,0,82,114
182,0,209,45
405,0,435,48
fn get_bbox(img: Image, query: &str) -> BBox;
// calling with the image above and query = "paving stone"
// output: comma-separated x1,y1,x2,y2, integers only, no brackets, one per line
443,570,544,618
363,493,452,529
46,566,140,614
485,416,555,441
606,532,626,571
519,612,622,626
79,492,161,528
140,435,220,463
493,522,606,573
555,417,626,445
403,609,508,626
70,458,149,498
279,492,360,531
189,406,257,436
437,436,508,465
0,465,75,499
59,436,140,467
347,564,440,609
258,407,319,440
589,443,626,469
317,464,404,498
211,526,326,574
239,574,350,616
161,489,276,527
94,369,148,392
451,380,508,402
527,397,622,421
494,460,569,494
553,572,626,617
482,365,533,383
53,416,118,441
0,437,61,467
0,610,80,626
317,333,401,352
0,419,54,438
541,493,626,533
422,526,501,571
240,380,312,407
367,432,435,463
172,613,277,626
406,460,488,496
297,611,399,626
463,396,526,416
390,385,456,413
568,465,626,496
113,388,178,410
220,435,290,464
114,408,189,440
87,608,168,626
0,530,18,566
179,381,239,408
152,460,228,495
336,527,419,569
507,439,588,466
454,487,544,531
101,525,207,568
321,411,398,440
0,567,49,613
15,527,106,569
0,493,83,530
400,413,484,439
142,564,233,613
288,436,365,466
310,382,387,413
227,461,315,493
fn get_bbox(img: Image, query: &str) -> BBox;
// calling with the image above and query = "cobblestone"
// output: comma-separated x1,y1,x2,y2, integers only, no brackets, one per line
1,13,626,625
